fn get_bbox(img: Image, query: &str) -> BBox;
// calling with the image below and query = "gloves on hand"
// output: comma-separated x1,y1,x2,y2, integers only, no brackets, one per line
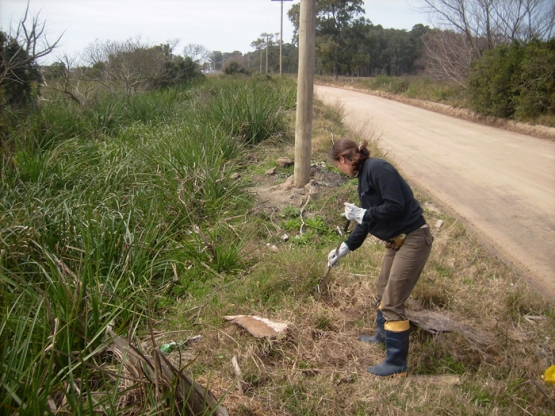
328,242,350,267
344,202,366,224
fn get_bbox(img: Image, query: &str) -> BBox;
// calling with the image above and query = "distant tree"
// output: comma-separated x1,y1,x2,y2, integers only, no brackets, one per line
288,0,367,76
250,38,265,72
287,0,428,77
41,61,66,80
159,54,203,87
357,25,429,77
422,29,481,86
222,50,244,68
83,36,161,95
183,43,211,70
289,0,428,77
82,36,202,96
260,33,280,73
221,54,248,76
409,24,429,74
210,51,224,71
245,41,298,74
281,42,299,73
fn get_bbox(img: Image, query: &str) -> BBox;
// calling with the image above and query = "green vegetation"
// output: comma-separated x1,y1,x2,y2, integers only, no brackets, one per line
0,75,295,414
1,73,554,415
1,3,554,411
317,71,555,128
469,39,555,122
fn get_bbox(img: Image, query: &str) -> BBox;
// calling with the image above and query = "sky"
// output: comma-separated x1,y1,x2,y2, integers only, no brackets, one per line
0,0,429,64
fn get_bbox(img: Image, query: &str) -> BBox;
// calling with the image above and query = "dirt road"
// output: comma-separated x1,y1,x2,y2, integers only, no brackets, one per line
315,85,555,301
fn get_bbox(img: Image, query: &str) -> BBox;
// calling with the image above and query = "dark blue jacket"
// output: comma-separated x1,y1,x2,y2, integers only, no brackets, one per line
345,158,425,250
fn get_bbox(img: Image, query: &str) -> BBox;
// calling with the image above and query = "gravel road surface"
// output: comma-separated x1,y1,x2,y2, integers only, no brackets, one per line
315,85,555,301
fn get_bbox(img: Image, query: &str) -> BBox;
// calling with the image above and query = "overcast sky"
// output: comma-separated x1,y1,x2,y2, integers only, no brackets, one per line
0,0,429,63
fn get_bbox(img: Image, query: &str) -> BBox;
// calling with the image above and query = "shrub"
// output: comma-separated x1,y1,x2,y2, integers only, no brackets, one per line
468,40,555,120
223,60,250,75
514,39,555,119
468,44,521,118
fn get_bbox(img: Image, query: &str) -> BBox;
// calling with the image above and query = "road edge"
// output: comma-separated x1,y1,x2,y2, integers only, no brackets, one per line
315,82,555,143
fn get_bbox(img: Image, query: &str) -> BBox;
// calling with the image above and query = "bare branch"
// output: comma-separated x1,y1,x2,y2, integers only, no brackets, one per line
422,29,478,86
419,0,554,84
1,3,62,86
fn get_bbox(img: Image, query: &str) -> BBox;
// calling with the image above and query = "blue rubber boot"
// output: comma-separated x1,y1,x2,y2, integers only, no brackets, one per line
367,321,410,377
358,309,385,344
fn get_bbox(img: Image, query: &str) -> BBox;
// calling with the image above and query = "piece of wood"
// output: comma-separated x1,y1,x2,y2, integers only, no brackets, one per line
223,315,288,338
406,308,495,347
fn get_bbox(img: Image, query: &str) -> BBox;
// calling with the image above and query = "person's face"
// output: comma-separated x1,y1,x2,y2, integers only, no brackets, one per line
336,156,355,178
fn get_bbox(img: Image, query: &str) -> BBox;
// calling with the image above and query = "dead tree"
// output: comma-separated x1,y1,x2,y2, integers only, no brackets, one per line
40,54,97,107
0,4,61,102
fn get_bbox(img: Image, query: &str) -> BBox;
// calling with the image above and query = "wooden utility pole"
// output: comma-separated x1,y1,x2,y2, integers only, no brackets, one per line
272,0,292,75
265,33,269,73
294,0,316,187
279,0,283,75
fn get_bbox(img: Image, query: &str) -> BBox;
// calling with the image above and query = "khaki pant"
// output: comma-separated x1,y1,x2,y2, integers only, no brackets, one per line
376,226,433,322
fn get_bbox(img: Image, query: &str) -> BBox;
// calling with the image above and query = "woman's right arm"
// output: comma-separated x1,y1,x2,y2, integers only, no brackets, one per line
345,223,368,251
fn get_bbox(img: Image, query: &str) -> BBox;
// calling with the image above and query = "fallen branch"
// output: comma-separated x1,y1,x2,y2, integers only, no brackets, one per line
107,329,230,415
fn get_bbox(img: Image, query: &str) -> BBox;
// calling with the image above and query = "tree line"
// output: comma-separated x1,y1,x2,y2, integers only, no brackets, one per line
1,0,554,121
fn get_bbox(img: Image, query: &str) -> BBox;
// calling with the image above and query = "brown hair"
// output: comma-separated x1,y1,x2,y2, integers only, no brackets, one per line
330,137,370,174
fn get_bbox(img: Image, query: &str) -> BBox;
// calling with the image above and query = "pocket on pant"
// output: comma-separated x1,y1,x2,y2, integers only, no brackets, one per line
424,228,434,245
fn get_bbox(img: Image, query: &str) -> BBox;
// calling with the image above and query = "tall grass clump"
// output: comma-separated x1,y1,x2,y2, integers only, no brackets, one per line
3,87,195,158
193,75,296,144
0,75,297,413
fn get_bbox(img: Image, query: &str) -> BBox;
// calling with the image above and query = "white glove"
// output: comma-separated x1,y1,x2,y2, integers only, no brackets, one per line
328,242,350,267
344,202,366,224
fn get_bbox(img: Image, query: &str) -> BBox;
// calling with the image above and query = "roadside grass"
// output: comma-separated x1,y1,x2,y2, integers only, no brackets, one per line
0,75,295,414
317,74,470,108
163,91,555,415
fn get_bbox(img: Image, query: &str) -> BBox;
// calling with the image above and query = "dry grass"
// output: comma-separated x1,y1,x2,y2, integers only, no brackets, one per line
161,95,555,416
